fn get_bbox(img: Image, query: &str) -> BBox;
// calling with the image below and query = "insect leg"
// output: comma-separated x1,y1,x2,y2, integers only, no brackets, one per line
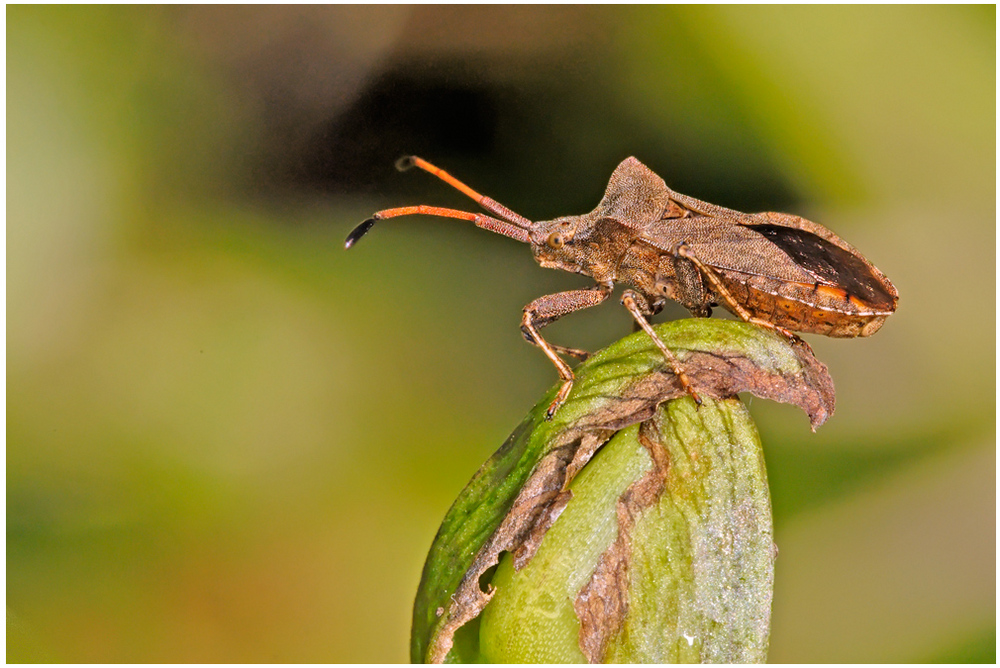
521,284,613,418
675,244,797,340
620,290,702,405
549,342,591,361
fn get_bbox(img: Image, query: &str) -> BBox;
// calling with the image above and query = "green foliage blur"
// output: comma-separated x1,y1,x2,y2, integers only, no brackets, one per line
8,6,994,662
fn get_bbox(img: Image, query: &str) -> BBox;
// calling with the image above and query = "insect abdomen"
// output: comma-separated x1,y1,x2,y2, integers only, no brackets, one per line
717,271,893,338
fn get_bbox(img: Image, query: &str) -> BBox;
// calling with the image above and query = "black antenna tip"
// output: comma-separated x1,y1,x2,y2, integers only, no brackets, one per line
345,218,377,249
395,155,417,172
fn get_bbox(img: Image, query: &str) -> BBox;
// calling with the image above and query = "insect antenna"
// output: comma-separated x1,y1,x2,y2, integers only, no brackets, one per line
345,205,531,248
345,157,534,248
395,156,532,228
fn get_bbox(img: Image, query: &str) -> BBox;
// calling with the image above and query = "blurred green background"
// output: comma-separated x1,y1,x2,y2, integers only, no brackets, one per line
7,6,994,663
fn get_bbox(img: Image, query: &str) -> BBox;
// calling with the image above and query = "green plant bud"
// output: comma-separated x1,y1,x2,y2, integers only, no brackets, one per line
481,397,772,662
411,319,834,663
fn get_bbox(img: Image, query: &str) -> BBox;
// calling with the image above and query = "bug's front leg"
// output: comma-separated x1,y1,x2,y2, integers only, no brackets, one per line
521,283,613,418
620,289,702,406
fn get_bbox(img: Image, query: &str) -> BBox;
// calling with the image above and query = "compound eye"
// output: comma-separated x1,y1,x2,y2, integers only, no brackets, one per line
546,232,565,249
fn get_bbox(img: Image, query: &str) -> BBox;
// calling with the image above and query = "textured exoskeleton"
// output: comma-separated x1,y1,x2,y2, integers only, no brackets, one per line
347,156,898,417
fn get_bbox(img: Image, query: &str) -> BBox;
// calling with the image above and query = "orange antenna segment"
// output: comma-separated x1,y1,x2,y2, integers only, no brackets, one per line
397,156,533,228
344,205,530,249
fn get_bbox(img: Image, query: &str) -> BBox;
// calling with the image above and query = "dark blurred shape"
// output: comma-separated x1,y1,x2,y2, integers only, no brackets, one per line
259,56,800,215
179,6,801,213
291,72,499,193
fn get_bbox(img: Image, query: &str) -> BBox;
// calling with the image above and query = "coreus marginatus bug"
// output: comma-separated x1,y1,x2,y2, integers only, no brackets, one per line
346,156,897,418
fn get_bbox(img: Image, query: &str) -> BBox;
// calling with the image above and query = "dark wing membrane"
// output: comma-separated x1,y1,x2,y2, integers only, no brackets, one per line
745,223,896,309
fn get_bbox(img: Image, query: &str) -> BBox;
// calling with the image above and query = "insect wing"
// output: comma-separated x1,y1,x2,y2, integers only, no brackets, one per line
744,223,897,310
641,214,818,284
640,202,897,314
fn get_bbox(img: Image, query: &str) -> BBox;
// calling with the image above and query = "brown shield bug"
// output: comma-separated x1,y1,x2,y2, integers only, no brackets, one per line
346,156,898,418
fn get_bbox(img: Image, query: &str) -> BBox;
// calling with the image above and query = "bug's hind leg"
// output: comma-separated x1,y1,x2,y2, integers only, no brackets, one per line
674,243,800,341
620,290,701,405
